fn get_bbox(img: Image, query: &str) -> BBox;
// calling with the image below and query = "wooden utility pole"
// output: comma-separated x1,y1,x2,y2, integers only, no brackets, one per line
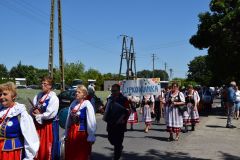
58,0,65,91
48,0,55,78
152,53,156,78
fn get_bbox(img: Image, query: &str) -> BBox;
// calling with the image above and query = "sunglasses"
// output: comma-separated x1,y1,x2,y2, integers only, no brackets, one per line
41,83,50,86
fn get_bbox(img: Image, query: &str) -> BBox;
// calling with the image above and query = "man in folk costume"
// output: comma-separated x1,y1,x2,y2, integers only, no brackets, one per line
0,82,39,160
32,76,59,160
104,84,130,160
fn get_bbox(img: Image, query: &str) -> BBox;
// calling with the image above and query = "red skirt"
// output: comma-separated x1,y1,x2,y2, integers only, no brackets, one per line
0,139,21,160
34,122,53,160
65,124,92,160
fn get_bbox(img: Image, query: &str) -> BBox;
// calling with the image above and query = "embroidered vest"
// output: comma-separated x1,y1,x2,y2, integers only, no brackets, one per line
0,116,24,151
70,104,87,131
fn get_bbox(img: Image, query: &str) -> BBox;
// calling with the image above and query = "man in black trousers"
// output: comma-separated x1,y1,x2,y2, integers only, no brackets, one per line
105,84,130,160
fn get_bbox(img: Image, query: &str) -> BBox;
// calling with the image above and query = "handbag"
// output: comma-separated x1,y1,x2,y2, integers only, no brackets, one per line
178,105,187,115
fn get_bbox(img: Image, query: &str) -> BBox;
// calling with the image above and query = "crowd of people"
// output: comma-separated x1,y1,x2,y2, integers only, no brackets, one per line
0,78,238,160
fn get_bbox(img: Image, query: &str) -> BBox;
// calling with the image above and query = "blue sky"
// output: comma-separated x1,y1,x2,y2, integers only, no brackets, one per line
0,0,210,78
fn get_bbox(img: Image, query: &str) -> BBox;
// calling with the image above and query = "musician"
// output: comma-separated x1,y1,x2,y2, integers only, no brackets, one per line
31,76,59,160
65,85,96,160
106,84,130,160
0,82,39,159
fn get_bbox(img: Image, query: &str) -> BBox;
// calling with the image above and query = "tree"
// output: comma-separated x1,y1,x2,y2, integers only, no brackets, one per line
0,64,8,78
0,64,9,83
137,69,169,80
59,61,85,85
85,68,103,90
187,56,212,86
9,62,40,85
190,0,240,85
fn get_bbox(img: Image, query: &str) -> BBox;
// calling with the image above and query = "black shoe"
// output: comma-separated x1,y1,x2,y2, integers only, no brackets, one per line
226,125,236,128
182,129,188,133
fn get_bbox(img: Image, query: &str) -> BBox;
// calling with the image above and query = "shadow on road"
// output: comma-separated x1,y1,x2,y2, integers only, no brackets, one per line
205,125,226,128
92,149,209,160
219,151,240,160
145,136,169,142
92,149,240,160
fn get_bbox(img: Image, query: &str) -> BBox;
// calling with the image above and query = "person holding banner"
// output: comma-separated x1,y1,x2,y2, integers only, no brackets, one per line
64,85,96,160
104,84,130,160
141,94,155,133
127,96,139,130
31,76,59,160
164,82,185,141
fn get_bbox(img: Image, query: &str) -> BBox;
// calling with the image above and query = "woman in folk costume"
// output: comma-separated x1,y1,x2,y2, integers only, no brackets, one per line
31,76,59,160
141,94,154,133
65,85,96,160
182,85,200,133
164,82,185,141
127,96,139,130
0,82,39,160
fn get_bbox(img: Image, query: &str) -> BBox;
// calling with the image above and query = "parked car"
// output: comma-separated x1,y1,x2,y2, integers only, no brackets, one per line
17,85,27,89
58,89,76,111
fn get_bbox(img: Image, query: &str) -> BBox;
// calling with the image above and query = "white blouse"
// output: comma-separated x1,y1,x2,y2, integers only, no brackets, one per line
0,103,40,160
65,100,97,142
33,91,59,124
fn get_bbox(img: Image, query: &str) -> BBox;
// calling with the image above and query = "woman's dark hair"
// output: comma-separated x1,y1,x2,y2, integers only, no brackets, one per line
111,84,120,91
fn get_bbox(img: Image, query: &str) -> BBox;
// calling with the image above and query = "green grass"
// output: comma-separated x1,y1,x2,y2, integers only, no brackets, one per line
16,89,110,111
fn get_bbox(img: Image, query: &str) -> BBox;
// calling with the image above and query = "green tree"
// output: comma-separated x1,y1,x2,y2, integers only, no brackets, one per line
0,64,8,78
187,56,212,86
0,64,9,83
137,69,169,80
190,0,240,85
9,62,40,85
85,68,103,90
61,61,85,85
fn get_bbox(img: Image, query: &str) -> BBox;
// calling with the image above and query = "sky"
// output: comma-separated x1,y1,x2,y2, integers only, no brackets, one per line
0,0,211,79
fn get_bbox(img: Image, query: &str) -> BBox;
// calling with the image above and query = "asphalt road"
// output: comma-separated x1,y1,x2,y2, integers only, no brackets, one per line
60,99,223,160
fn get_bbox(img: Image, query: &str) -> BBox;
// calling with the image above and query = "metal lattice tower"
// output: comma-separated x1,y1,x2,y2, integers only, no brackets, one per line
119,35,136,80
128,37,136,79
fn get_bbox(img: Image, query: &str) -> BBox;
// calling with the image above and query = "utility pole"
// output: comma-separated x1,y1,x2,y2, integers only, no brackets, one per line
169,68,173,80
164,62,167,72
152,53,156,78
58,0,65,91
48,0,55,78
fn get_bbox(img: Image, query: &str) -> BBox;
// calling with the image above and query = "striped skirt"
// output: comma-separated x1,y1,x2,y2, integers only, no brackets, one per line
164,105,183,133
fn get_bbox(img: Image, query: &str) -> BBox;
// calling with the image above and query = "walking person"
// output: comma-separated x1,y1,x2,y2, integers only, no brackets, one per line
141,94,155,133
65,85,96,160
127,96,139,130
234,86,240,120
31,76,60,160
226,81,237,128
103,84,130,160
154,90,164,124
182,85,200,132
164,82,185,141
0,82,39,160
